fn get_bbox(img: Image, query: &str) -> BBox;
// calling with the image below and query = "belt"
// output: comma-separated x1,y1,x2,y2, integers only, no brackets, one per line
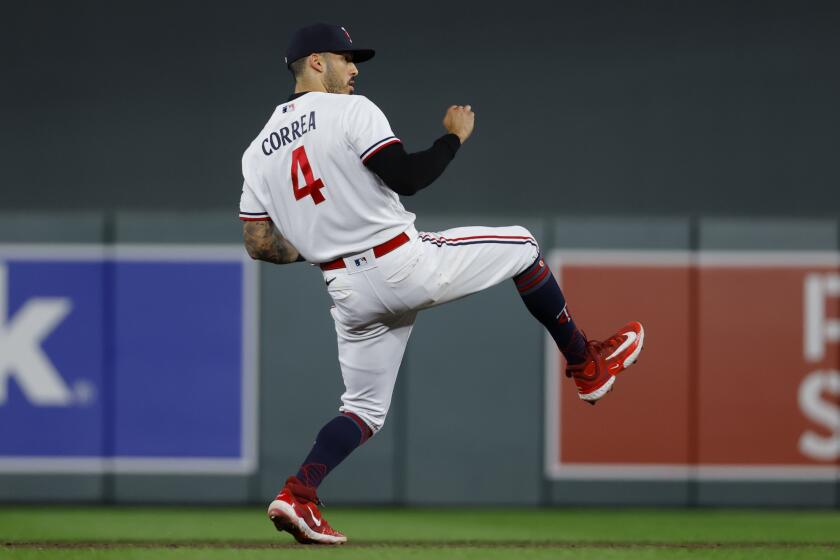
320,232,410,271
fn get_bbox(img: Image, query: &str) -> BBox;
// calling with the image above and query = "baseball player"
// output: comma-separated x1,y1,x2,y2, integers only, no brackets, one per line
240,23,644,545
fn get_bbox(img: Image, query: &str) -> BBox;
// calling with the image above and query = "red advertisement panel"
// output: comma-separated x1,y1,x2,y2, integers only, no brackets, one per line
546,251,840,480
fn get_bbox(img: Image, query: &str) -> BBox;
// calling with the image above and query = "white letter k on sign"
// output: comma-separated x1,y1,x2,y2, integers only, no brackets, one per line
0,264,74,406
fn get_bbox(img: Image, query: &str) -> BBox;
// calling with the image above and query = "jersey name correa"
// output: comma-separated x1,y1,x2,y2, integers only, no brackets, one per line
240,92,414,264
260,110,317,155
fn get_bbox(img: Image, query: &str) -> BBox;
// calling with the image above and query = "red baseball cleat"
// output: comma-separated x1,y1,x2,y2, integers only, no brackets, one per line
566,321,644,404
267,476,347,545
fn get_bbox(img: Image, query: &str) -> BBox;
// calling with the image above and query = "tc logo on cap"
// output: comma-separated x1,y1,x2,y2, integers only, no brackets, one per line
285,23,375,68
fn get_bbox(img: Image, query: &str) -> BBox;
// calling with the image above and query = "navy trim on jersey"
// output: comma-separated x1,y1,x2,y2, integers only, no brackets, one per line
360,136,397,159
421,239,538,247
239,210,270,221
420,232,538,247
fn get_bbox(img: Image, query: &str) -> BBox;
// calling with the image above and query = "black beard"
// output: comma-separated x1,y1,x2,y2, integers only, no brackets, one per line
325,83,351,94
323,71,344,94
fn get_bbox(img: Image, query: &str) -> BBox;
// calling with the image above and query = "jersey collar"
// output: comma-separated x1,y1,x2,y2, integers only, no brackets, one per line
287,91,310,102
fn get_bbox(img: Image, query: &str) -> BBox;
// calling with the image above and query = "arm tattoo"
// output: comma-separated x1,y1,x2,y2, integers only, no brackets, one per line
243,221,301,264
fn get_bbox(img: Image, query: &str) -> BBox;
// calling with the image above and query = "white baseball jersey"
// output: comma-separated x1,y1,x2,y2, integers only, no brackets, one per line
239,92,544,435
239,92,415,263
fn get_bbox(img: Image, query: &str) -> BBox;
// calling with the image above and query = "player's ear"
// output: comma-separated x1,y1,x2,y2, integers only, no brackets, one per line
309,53,325,74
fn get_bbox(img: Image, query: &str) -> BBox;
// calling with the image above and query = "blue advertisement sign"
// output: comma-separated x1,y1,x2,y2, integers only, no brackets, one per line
0,246,257,474
0,260,106,458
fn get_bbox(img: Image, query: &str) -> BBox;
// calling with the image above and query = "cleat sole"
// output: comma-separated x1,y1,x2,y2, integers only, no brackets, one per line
268,500,346,545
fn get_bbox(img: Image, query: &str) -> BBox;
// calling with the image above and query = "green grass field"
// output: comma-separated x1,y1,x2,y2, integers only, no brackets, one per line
2,507,839,559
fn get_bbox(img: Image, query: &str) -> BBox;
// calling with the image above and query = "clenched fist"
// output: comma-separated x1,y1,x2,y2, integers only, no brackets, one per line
443,105,475,144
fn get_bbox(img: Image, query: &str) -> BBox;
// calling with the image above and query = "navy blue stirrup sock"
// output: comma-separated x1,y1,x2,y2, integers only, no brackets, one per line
295,412,373,489
514,254,588,365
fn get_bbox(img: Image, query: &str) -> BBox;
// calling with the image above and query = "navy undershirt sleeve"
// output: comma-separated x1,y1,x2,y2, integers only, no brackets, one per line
364,133,461,196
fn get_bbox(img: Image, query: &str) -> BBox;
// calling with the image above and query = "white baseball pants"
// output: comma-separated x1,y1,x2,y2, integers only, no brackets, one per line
323,225,539,432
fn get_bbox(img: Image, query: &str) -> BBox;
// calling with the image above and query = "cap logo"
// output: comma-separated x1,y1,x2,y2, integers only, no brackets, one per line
341,26,353,44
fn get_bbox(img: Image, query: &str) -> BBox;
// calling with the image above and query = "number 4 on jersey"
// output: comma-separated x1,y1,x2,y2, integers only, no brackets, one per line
291,146,326,205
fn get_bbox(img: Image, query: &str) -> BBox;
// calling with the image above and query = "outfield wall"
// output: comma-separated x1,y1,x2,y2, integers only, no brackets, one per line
0,212,837,507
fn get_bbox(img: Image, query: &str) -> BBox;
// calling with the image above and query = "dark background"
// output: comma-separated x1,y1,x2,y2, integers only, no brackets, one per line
2,0,838,217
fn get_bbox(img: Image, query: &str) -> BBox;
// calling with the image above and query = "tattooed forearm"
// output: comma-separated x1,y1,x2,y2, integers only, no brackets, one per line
243,221,301,264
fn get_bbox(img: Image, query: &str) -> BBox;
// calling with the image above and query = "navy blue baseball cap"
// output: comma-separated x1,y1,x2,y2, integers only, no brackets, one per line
285,23,375,67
